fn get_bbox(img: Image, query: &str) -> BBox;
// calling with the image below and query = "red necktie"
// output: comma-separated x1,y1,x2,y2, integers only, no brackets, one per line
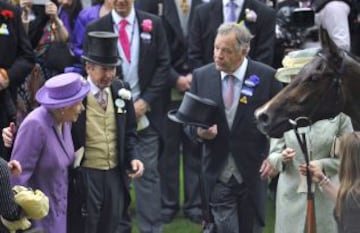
119,19,131,63
223,75,235,108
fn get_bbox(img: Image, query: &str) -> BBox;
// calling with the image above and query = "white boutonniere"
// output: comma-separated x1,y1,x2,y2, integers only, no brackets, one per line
115,88,132,114
245,8,257,22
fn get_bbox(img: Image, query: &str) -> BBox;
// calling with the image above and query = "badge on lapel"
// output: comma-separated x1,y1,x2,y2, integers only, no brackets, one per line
239,74,260,104
0,23,9,35
115,88,132,114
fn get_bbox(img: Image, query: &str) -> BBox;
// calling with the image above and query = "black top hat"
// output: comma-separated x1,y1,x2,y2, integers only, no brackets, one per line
168,92,218,129
82,31,121,67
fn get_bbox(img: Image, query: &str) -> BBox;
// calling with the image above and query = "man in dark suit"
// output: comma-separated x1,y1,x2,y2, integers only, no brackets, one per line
83,1,170,232
188,23,281,233
69,31,144,233
150,0,205,224
188,0,276,69
0,1,34,160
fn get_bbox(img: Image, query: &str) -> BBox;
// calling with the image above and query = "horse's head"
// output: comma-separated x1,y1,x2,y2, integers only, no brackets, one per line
255,32,353,138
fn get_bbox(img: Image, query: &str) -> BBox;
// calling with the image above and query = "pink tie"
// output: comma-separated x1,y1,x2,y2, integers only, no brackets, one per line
223,75,235,108
119,19,131,63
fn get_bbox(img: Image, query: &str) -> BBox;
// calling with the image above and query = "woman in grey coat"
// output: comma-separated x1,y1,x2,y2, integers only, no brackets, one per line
267,113,353,233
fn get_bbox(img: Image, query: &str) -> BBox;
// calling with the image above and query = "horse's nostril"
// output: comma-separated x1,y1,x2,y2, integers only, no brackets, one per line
258,113,270,124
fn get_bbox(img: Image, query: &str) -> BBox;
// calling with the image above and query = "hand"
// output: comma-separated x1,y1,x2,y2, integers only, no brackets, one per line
175,74,192,92
0,73,9,91
197,124,217,140
20,0,32,10
128,159,144,179
259,159,278,179
134,99,149,119
299,162,324,183
45,1,58,19
2,122,16,148
7,160,22,176
281,147,296,163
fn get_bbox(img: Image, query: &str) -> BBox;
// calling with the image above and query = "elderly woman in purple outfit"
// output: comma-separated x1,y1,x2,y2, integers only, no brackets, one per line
8,73,90,233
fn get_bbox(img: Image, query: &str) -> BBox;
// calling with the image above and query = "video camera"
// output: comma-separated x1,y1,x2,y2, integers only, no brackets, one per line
291,7,315,28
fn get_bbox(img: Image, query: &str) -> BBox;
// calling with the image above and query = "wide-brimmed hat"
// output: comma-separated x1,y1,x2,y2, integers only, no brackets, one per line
275,48,320,83
36,72,90,109
168,92,218,129
82,31,121,67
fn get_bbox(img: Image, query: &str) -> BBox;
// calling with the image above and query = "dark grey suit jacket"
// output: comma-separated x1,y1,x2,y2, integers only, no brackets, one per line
189,59,282,225
188,0,276,69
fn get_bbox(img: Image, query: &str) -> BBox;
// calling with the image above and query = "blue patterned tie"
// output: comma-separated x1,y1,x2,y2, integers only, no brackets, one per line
227,0,237,22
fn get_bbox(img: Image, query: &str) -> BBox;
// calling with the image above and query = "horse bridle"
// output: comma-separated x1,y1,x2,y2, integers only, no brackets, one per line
305,50,347,122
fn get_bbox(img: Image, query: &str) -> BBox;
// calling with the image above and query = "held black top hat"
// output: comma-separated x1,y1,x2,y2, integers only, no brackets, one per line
168,92,218,128
82,31,121,67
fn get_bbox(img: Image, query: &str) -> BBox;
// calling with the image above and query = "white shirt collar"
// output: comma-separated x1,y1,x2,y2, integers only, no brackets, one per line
221,57,248,82
87,76,110,95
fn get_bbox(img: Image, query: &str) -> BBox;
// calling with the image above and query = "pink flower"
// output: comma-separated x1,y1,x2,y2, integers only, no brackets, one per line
141,19,153,33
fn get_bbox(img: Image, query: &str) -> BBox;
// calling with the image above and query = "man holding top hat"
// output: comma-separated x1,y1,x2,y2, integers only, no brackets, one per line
185,22,281,233
69,31,144,233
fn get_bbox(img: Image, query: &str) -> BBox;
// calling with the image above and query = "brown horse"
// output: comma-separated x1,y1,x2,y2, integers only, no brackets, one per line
255,32,360,138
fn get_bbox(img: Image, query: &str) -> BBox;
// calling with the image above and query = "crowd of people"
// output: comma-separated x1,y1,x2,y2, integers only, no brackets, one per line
0,0,360,232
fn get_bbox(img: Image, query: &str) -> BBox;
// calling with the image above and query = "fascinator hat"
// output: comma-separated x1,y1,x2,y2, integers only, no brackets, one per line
275,48,320,83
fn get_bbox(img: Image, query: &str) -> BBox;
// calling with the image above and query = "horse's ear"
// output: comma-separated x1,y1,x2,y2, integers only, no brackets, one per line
320,28,339,55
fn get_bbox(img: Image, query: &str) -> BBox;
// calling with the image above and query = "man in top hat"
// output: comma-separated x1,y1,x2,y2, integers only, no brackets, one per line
70,31,144,233
83,1,170,232
187,23,281,233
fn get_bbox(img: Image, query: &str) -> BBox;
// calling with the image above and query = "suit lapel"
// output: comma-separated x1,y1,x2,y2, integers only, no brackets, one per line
137,11,150,71
238,0,249,22
164,0,186,43
231,60,254,131
210,1,223,32
52,125,72,160
110,80,125,152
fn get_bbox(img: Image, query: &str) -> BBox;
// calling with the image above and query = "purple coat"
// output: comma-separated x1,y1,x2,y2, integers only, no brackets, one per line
10,106,75,233
71,4,101,58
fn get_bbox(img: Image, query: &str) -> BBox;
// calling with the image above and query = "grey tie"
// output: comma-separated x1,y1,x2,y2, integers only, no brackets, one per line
96,90,107,110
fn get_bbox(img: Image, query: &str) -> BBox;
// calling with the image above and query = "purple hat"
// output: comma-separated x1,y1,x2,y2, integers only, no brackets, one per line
36,73,90,109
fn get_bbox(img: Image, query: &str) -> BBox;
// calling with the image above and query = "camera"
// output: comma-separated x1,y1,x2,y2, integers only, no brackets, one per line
291,8,315,28
32,0,48,6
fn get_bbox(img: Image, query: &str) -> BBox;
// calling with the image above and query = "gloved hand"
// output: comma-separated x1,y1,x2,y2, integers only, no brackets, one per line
13,185,49,220
1,216,31,233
